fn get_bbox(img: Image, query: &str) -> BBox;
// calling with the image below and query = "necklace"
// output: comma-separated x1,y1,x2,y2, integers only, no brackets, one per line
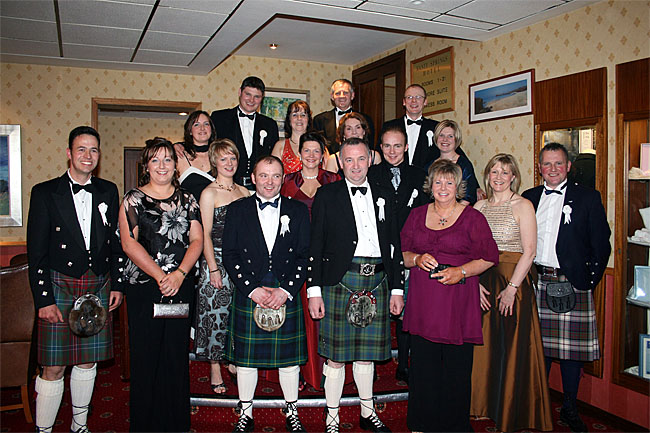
216,183,235,192
302,171,318,180
432,203,457,226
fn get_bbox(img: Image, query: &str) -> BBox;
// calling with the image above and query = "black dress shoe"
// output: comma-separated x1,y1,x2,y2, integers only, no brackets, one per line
232,414,254,432
359,413,391,432
395,367,408,384
560,406,588,432
285,414,307,432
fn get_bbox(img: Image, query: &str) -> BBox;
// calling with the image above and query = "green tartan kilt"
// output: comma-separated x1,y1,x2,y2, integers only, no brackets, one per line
319,260,391,363
37,270,114,366
226,289,307,368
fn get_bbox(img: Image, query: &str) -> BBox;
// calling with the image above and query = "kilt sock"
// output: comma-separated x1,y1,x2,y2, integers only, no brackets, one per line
236,367,258,418
324,362,345,426
560,360,583,408
279,366,299,415
35,376,64,432
70,364,96,431
353,362,374,417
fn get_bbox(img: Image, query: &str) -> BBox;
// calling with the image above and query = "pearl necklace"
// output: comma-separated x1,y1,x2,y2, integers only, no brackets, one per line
302,171,318,180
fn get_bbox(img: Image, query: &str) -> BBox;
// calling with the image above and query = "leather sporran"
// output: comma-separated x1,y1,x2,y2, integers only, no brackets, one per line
545,281,576,313
153,296,189,319
68,294,107,337
254,304,286,332
346,290,377,328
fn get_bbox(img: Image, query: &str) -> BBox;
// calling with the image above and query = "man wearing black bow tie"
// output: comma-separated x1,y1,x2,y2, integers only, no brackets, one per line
308,137,403,433
27,126,125,433
211,76,279,189
522,143,610,433
313,79,375,154
223,156,310,432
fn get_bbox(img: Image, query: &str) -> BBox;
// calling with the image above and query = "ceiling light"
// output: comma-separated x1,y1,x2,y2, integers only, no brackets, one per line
269,43,278,50
179,112,188,116
411,0,423,4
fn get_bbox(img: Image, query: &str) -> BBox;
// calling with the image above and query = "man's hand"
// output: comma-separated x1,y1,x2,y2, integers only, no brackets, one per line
250,287,272,306
308,297,325,319
389,295,404,316
108,291,123,311
263,287,288,310
39,304,64,323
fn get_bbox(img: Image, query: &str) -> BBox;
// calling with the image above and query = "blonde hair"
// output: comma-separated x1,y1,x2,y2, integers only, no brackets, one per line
483,153,521,200
434,119,463,150
423,159,466,201
208,138,239,178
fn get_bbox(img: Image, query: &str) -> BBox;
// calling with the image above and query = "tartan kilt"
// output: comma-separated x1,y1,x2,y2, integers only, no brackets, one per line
319,259,391,362
535,278,600,361
225,289,307,368
37,270,114,366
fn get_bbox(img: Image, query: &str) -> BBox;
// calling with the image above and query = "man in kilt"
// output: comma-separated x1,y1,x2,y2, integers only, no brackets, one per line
522,142,610,433
307,137,405,433
27,126,125,433
223,155,310,433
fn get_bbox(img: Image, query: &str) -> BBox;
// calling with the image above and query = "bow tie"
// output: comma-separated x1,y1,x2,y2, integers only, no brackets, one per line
71,182,94,194
256,196,279,210
337,108,352,116
544,183,567,195
351,186,368,196
406,118,423,126
238,110,255,120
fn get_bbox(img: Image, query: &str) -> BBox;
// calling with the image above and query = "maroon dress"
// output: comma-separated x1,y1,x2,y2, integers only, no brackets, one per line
280,168,340,390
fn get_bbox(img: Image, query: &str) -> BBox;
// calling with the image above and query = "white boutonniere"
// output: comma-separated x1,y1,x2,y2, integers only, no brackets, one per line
407,189,418,207
98,202,108,226
426,130,435,147
259,130,267,146
280,215,290,236
563,204,572,224
376,197,385,221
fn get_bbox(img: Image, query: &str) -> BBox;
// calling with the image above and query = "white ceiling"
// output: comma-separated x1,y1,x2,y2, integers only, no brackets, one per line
0,0,596,75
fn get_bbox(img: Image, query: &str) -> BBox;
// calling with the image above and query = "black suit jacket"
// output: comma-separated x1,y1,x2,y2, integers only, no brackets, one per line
522,183,611,291
307,180,403,290
27,174,125,309
210,107,279,184
222,195,310,298
382,117,440,170
313,109,375,154
368,160,428,231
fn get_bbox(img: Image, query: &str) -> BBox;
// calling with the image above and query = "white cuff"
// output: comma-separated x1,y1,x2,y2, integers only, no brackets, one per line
391,289,404,296
279,287,293,301
307,286,322,298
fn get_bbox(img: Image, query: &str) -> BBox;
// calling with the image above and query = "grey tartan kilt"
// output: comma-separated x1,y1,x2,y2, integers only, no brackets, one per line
535,278,600,361
319,261,392,363
225,288,307,368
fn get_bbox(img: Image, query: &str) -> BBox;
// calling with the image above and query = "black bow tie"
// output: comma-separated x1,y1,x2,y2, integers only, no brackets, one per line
256,196,279,210
351,186,367,196
238,110,255,120
406,118,423,126
337,108,352,116
71,182,94,194
544,183,567,195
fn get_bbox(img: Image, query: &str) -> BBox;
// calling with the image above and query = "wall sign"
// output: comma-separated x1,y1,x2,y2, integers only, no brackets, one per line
410,47,454,116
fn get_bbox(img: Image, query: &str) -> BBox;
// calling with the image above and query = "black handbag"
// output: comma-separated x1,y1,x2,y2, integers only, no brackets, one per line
545,281,576,313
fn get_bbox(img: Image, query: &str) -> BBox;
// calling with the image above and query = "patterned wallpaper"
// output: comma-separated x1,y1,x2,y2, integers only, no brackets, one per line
0,56,351,240
356,0,649,262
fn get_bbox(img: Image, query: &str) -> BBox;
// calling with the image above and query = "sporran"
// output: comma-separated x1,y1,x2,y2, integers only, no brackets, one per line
345,290,377,328
254,304,286,332
545,281,576,313
68,294,107,337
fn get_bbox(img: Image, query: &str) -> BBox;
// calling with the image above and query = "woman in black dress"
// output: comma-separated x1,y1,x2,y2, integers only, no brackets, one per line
174,110,216,200
119,137,203,432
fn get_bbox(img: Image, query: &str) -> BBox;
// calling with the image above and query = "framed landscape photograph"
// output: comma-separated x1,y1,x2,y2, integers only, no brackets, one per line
0,124,22,227
260,88,310,138
469,69,534,124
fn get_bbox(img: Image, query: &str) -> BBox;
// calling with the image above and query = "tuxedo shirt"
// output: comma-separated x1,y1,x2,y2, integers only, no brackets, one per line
68,171,92,250
535,179,567,268
238,108,255,157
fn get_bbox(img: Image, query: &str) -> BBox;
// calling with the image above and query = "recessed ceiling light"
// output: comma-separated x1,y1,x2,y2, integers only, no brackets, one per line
179,112,188,116
411,0,423,5
269,43,278,50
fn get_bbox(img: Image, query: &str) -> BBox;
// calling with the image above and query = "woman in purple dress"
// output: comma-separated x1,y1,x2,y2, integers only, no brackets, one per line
401,159,498,432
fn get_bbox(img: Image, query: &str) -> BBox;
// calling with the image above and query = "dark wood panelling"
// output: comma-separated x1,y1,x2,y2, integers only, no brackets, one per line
534,68,606,124
616,58,650,115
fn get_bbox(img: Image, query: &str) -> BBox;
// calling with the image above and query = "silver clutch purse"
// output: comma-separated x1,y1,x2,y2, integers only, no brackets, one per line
253,304,286,332
153,296,189,319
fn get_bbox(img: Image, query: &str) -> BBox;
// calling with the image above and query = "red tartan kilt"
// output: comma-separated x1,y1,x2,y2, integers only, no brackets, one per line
37,270,114,366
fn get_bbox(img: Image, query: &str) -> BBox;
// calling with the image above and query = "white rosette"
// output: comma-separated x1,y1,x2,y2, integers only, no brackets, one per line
259,130,267,146
563,204,572,224
377,197,385,221
98,202,108,226
280,214,290,236
407,189,418,207
426,130,435,147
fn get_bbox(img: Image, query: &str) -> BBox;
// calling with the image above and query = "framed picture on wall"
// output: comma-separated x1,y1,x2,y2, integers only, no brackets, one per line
260,88,310,138
640,334,650,379
469,69,534,123
0,124,22,227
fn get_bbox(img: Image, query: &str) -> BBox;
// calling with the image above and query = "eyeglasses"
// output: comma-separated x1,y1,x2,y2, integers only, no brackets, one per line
405,95,425,100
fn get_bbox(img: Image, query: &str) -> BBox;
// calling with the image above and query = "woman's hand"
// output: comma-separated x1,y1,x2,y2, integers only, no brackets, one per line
415,253,438,271
497,285,517,316
159,270,185,297
209,269,223,289
434,266,465,285
479,284,491,311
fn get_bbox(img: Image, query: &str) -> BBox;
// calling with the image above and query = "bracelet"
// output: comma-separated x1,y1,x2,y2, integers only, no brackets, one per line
177,268,187,277
460,266,467,277
413,254,420,267
507,281,519,289
209,269,220,274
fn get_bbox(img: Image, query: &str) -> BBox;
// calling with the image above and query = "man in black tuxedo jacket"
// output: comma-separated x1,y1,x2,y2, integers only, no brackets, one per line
211,76,279,189
222,156,310,433
27,126,125,433
313,78,375,154
522,143,610,433
368,125,428,385
308,137,404,433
